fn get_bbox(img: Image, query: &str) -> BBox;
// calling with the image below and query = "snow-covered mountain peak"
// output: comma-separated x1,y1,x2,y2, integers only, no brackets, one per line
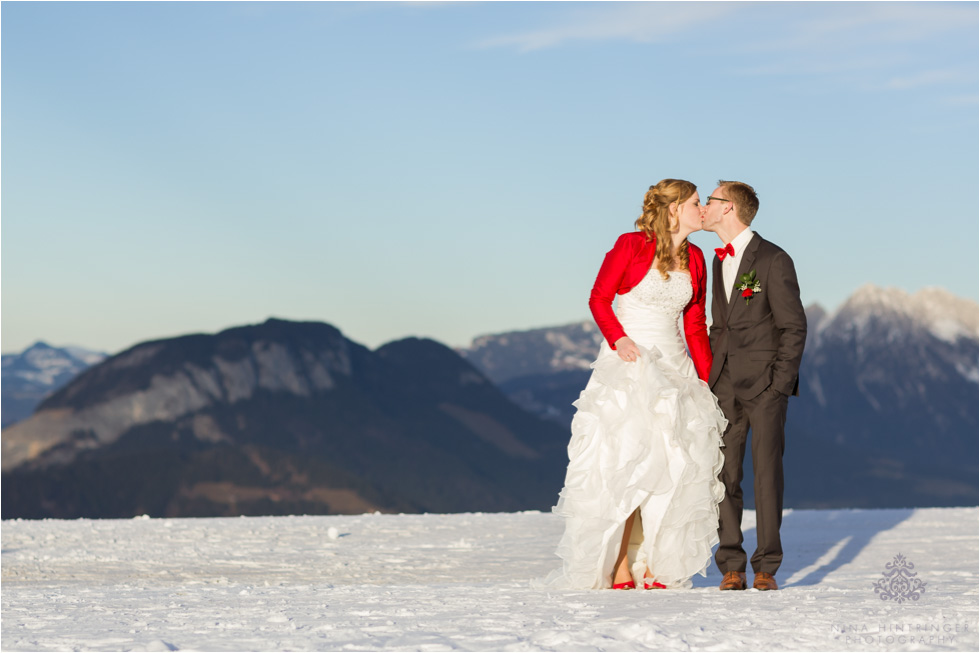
461,320,603,383
908,287,979,343
2,343,111,426
823,284,978,343
22,342,80,370
62,345,111,366
820,285,914,343
4,342,107,367
840,283,914,314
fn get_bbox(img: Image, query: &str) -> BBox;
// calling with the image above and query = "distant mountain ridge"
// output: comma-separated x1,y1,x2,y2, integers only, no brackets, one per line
821,284,978,347
792,286,978,479
4,285,975,517
460,321,604,385
459,284,979,508
461,285,979,384
2,319,569,519
1,342,107,428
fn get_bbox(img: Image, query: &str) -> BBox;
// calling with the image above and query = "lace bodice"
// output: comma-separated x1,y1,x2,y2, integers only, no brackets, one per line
624,269,692,316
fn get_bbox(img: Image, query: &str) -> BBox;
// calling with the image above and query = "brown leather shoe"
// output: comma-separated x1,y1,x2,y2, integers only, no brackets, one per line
753,572,778,591
719,571,747,590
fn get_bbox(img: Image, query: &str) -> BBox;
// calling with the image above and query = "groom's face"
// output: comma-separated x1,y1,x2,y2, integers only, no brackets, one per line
702,186,729,232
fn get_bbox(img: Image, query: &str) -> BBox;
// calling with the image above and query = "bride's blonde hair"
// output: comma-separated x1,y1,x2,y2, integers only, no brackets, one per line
635,178,694,280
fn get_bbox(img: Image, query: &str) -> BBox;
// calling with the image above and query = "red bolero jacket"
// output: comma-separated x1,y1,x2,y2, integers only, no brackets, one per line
588,231,713,383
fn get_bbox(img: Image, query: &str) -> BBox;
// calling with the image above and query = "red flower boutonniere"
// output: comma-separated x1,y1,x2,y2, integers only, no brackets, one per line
737,270,762,304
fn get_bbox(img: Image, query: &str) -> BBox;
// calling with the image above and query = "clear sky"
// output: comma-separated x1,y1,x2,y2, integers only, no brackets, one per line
2,1,978,355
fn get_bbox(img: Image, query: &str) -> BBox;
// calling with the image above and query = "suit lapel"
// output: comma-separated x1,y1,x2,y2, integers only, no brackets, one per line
726,233,762,321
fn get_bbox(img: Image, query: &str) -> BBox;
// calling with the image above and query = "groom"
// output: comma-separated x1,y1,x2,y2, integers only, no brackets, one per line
701,181,807,591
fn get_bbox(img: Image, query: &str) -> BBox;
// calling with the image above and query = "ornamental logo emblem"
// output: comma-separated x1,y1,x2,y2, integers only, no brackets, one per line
872,553,926,603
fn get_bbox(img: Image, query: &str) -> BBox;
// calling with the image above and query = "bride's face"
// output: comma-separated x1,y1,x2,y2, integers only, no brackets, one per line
674,192,704,234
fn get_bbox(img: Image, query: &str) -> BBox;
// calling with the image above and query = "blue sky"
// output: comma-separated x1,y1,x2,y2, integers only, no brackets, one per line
2,1,977,354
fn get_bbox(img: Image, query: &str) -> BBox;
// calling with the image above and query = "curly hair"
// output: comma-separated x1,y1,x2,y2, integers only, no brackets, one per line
634,178,695,279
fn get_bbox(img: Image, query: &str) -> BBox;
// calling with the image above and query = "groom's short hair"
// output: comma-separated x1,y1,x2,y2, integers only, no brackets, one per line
718,180,759,226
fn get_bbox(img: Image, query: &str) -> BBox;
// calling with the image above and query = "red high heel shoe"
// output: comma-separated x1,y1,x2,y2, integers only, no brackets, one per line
643,578,666,589
612,580,636,590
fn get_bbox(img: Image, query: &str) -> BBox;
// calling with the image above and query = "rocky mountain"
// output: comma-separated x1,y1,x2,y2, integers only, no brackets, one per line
787,285,978,508
460,285,979,509
1,342,107,428
459,321,603,425
1,319,570,519
460,321,604,385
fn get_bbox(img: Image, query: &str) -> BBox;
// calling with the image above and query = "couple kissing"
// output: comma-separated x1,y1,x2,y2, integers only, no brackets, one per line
542,179,807,593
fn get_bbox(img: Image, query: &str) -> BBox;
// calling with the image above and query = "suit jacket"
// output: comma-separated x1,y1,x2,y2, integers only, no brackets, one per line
708,233,807,400
589,231,712,383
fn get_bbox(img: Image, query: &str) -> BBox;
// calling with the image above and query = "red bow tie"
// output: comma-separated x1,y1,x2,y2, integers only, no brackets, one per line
715,243,735,260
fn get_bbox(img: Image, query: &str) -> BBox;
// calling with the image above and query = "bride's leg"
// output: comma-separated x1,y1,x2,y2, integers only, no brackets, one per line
637,497,667,586
613,510,638,585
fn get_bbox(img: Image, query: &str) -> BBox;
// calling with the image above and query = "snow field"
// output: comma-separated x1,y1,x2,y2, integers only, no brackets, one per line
2,507,977,651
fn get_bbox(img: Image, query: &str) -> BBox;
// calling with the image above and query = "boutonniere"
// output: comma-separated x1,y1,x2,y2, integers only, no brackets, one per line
737,270,762,304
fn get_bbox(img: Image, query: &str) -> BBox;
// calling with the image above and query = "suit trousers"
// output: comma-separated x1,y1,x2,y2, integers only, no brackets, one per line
713,361,788,576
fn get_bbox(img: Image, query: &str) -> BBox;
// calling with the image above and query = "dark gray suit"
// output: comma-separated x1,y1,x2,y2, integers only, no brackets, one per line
709,233,806,576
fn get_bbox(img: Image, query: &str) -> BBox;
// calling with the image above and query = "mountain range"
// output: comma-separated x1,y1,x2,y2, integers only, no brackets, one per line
3,284,976,518
2,342,107,428
1,320,569,519
460,284,979,509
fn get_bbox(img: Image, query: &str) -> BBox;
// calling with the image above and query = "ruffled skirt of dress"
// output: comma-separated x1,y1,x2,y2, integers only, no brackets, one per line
541,342,727,590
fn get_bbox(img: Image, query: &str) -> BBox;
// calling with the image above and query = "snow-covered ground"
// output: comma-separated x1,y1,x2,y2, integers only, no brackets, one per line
2,507,977,651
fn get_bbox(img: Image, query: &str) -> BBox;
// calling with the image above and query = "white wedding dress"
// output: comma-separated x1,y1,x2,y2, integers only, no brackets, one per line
543,268,727,589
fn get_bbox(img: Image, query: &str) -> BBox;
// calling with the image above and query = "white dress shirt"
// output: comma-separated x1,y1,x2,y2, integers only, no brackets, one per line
723,229,756,303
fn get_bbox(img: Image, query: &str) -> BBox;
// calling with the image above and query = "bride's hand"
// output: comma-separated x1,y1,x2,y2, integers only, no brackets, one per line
614,337,640,362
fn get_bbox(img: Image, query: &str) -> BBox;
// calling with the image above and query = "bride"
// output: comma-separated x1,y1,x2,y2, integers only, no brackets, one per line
543,179,727,590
